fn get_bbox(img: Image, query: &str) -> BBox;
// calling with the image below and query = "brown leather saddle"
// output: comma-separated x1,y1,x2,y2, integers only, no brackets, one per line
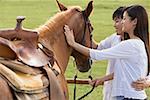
0,16,65,100
0,16,51,67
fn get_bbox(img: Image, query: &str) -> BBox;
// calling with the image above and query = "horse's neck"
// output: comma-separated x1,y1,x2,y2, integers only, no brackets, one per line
38,32,72,73
37,11,74,73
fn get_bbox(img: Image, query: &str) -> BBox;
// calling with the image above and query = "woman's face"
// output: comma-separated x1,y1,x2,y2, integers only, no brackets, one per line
122,11,135,33
113,17,123,35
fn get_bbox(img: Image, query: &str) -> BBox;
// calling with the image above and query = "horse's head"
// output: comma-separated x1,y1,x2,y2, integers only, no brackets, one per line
56,0,94,72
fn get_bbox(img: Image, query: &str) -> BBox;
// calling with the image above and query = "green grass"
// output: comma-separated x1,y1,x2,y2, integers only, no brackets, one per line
0,0,150,100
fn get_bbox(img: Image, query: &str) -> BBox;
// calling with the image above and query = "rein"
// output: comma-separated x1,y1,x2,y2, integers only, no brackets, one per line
73,12,95,100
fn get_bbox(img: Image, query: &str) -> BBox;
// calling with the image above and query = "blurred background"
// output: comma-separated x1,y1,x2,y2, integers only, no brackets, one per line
0,0,149,99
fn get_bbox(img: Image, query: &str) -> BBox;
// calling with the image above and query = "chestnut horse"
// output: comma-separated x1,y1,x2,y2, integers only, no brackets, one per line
0,0,94,100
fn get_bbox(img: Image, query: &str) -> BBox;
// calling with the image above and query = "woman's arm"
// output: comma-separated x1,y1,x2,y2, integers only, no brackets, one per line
64,25,136,60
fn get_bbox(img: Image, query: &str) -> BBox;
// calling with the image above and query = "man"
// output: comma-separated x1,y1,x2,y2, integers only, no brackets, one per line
88,7,126,100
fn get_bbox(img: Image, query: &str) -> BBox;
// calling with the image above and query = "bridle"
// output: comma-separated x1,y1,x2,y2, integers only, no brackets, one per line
73,11,96,100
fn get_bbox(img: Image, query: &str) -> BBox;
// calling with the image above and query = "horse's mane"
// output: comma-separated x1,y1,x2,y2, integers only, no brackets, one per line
36,6,82,50
37,6,82,38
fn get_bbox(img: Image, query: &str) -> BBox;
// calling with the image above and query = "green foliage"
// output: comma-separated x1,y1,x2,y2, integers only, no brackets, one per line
0,0,149,99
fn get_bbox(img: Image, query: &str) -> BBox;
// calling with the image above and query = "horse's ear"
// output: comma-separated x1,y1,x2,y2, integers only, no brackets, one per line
83,1,93,18
56,0,67,11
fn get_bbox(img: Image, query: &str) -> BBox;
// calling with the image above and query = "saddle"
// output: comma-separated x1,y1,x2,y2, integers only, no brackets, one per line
0,16,65,100
0,16,51,67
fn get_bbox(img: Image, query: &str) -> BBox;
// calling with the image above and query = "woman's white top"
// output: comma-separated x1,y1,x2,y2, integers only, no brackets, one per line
97,33,121,100
90,39,148,99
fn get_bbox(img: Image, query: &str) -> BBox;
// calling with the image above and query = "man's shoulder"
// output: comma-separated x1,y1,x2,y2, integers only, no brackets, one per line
107,33,120,41
110,33,119,37
99,33,120,48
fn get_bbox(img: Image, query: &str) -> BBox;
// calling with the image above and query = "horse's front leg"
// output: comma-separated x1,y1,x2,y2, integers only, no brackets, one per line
0,76,13,100
57,74,69,100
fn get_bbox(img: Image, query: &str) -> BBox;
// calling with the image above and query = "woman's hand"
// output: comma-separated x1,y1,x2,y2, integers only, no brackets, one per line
132,77,150,91
64,25,90,57
64,25,75,47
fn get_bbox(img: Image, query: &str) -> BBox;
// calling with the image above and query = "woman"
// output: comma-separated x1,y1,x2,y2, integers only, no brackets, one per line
64,5,149,99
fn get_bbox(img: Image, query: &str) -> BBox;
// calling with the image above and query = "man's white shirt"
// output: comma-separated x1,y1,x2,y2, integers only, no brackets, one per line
96,33,121,100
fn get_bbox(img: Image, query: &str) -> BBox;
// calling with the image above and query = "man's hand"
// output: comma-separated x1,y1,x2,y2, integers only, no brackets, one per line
89,78,105,87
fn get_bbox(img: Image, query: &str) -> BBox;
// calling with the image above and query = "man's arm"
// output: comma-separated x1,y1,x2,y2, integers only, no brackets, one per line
89,73,114,87
132,77,150,90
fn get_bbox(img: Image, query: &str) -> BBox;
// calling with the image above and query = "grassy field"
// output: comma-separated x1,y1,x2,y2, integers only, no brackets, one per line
0,0,150,100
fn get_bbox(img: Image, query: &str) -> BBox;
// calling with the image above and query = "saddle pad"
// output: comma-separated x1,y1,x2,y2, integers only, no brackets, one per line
14,90,49,100
0,58,42,75
0,76,13,100
0,63,49,92
8,81,48,94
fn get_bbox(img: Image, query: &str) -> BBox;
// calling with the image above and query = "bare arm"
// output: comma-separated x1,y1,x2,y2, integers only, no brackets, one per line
132,77,150,91
72,42,90,57
89,73,114,87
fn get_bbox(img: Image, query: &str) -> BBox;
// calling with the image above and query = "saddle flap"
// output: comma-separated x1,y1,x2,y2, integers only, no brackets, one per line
0,37,17,59
16,41,50,67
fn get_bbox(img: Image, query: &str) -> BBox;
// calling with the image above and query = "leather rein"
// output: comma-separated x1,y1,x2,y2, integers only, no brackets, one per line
73,11,96,100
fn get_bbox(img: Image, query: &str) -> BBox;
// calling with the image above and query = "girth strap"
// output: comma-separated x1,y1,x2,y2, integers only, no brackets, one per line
43,65,65,100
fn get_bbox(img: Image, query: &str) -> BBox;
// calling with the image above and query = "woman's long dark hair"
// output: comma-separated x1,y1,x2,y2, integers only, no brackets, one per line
125,5,150,75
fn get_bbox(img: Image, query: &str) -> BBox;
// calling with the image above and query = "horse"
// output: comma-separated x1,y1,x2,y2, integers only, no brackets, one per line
0,0,94,100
